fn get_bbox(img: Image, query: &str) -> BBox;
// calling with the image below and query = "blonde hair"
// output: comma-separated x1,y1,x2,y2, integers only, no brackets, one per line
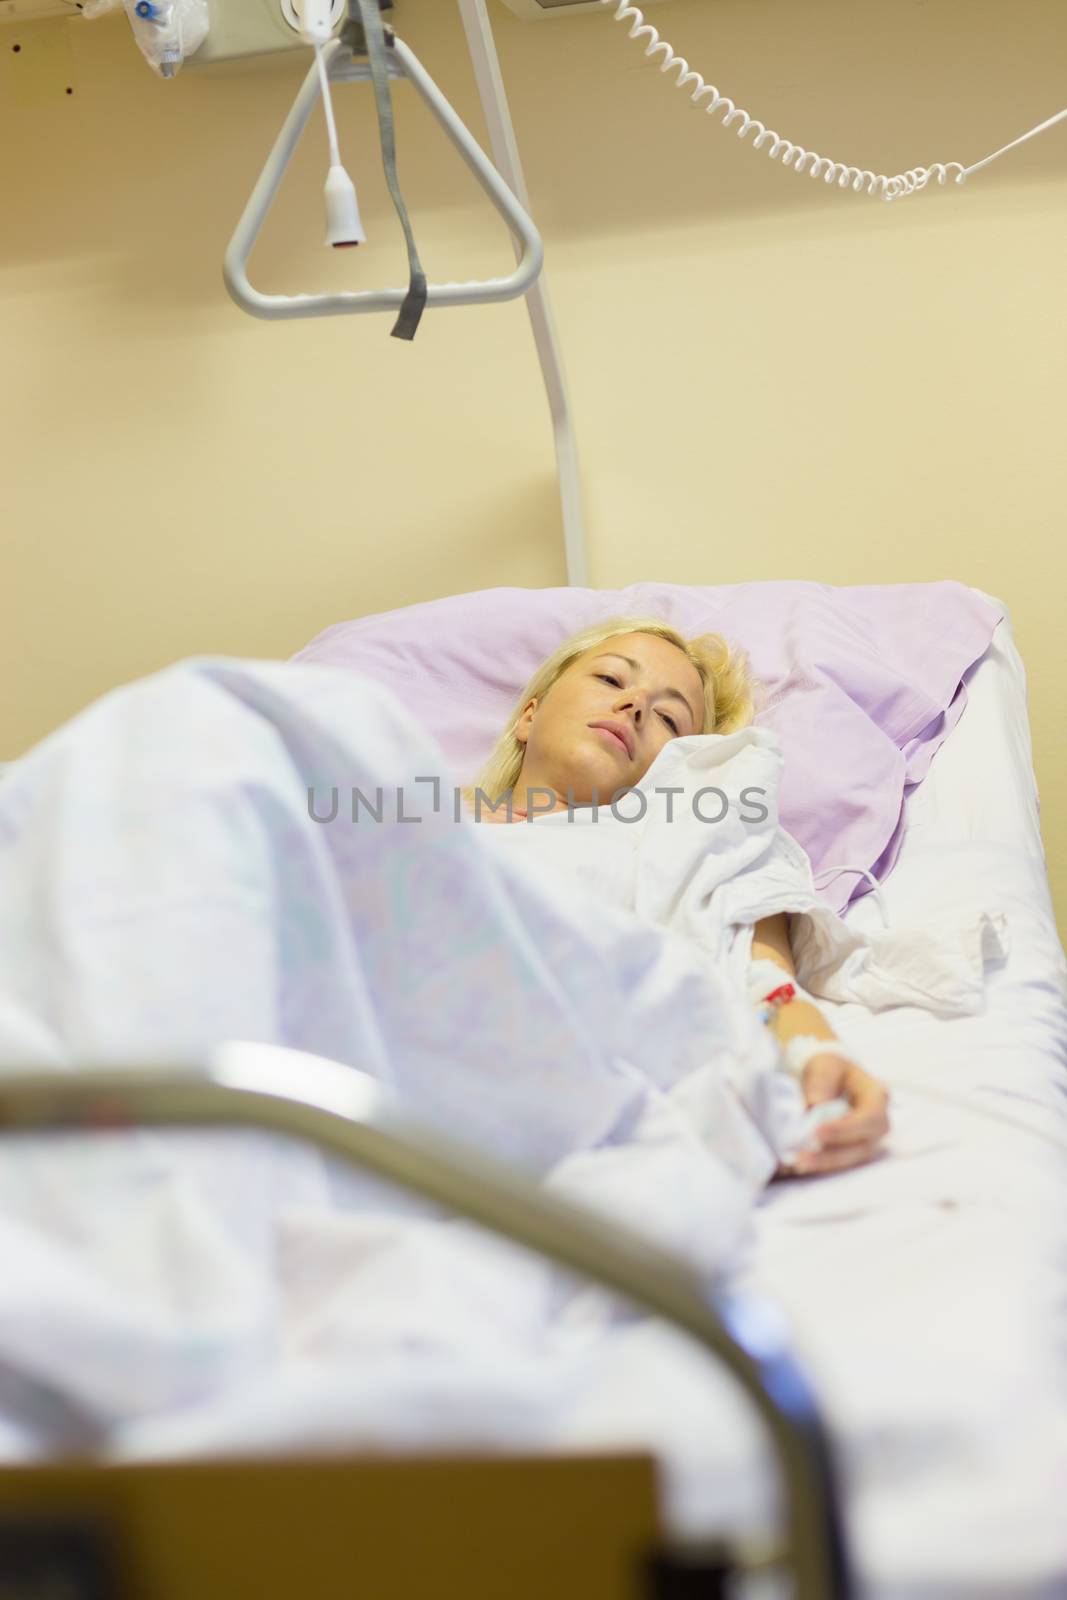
462,615,761,808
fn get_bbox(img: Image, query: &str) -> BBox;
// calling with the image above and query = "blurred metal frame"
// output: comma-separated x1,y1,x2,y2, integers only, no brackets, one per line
0,1045,855,1597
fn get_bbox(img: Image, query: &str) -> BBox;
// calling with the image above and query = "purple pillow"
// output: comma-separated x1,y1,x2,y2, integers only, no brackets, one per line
292,581,1003,914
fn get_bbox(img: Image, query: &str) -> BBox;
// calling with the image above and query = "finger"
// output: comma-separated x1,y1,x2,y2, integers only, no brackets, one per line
817,1109,890,1148
824,1078,890,1141
794,1141,883,1176
849,1080,891,1117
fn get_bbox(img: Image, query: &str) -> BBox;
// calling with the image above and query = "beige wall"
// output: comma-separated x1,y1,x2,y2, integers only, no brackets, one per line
3,0,1065,937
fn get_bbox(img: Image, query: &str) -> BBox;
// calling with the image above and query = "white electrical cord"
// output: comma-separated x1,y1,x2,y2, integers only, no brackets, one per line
285,0,343,163
599,0,1067,203
285,0,366,247
315,41,342,166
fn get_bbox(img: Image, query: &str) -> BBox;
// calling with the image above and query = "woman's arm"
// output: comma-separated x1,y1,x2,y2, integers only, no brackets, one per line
751,913,890,1175
750,912,838,1049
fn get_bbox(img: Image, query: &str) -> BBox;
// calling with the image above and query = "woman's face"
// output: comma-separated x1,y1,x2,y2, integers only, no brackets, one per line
513,632,706,808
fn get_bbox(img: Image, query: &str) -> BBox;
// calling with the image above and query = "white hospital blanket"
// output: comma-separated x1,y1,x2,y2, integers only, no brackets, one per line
0,657,801,1437
0,654,1015,1566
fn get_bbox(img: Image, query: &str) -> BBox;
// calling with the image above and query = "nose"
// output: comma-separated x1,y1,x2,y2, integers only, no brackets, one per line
613,687,645,727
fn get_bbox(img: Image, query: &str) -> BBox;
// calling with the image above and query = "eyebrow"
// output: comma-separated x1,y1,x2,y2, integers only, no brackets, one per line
592,653,701,730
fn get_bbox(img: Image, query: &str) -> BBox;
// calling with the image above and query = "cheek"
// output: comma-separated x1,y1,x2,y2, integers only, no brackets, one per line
530,706,570,751
551,693,586,735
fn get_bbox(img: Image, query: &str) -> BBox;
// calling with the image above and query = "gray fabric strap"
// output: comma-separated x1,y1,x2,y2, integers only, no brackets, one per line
352,0,427,341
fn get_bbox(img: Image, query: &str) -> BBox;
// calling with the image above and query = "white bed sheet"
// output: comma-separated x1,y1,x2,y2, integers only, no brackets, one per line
662,598,1067,1598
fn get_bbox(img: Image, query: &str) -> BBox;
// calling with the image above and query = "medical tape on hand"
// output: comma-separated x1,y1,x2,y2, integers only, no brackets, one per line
746,957,796,1009
781,1034,855,1082
746,960,859,1079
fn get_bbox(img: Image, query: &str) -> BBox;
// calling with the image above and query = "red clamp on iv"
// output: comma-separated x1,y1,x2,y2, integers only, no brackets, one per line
762,982,796,1011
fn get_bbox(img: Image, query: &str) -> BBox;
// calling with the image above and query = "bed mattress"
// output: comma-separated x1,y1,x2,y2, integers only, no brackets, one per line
642,598,1067,1597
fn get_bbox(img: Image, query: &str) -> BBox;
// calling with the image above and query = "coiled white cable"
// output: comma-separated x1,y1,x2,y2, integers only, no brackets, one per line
599,0,1067,203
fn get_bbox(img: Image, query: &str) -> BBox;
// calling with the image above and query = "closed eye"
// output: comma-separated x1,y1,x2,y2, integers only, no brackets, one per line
595,674,679,736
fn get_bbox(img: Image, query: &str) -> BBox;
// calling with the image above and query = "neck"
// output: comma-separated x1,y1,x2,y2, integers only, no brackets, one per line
509,771,572,816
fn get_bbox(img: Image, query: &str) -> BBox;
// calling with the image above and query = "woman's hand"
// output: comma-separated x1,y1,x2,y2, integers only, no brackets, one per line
750,913,890,1179
778,1053,891,1178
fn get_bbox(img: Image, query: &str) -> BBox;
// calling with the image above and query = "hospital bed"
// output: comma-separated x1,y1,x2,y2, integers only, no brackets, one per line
0,600,1064,1600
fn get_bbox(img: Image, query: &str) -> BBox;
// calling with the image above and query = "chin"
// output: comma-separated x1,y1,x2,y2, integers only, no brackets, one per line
578,772,629,806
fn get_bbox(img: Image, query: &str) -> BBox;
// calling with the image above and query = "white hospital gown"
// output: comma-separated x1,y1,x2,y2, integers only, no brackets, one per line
472,724,1008,1019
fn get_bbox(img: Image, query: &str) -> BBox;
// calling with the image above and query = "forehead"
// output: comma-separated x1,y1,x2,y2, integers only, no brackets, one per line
581,632,698,674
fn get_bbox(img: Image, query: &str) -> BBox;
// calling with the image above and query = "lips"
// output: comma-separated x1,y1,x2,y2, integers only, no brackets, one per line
589,721,634,758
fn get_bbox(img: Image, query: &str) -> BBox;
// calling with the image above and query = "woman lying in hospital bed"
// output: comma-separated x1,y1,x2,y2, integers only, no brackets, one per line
461,616,892,1179
0,607,1007,1452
